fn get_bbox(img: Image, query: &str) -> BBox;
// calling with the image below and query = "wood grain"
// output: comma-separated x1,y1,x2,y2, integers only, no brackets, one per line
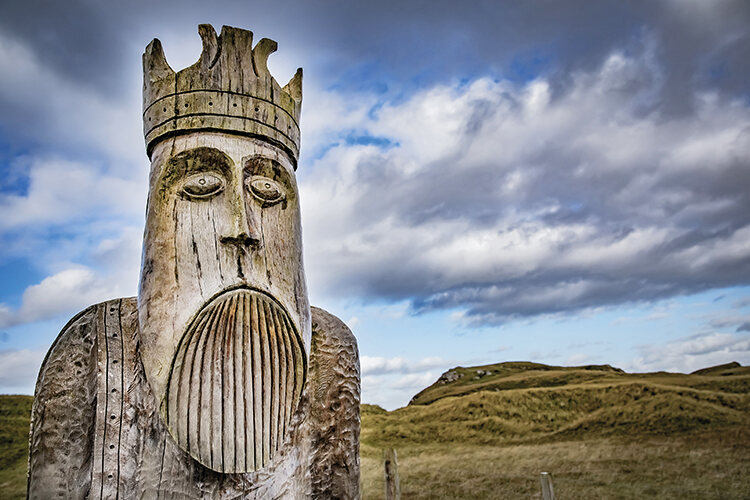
384,448,400,500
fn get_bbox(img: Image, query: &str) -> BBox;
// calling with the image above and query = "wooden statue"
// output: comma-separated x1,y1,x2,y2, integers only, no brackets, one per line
27,24,361,499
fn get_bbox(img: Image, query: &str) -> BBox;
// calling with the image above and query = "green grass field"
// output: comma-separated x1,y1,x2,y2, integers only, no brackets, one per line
0,395,31,500
2,361,749,499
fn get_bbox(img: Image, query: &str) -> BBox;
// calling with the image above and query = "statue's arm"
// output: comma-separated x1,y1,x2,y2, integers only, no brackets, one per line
27,304,101,500
308,306,361,499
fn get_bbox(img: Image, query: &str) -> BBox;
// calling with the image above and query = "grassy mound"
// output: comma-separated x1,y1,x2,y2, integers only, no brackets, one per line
364,381,749,448
361,361,750,498
408,361,750,406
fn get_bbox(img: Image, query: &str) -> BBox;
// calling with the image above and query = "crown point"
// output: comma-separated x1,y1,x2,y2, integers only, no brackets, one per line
252,38,278,78
143,38,174,82
219,25,255,77
198,24,219,67
219,25,255,49
284,68,303,102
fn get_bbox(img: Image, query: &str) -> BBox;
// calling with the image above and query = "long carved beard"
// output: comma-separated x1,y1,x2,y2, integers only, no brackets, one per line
165,287,306,473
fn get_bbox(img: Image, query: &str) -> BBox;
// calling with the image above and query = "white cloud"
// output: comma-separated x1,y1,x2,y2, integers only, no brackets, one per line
0,349,46,394
0,157,145,230
300,34,750,324
361,355,450,375
345,316,360,329
566,353,591,365
707,313,750,330
392,371,437,390
0,32,144,166
0,226,141,328
629,331,750,373
299,83,379,163
0,267,128,328
359,357,455,408
361,370,442,410
0,34,147,292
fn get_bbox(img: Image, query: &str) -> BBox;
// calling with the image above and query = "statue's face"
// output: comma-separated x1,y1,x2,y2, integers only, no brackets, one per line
138,133,310,473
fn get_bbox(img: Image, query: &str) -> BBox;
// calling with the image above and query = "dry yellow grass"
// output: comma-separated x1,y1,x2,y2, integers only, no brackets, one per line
360,361,750,499
2,361,748,499
361,428,750,499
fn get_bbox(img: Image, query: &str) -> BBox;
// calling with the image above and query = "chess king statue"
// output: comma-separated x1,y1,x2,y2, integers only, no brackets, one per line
27,25,360,499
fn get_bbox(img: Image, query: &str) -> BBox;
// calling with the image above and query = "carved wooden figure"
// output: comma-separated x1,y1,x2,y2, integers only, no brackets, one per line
27,24,360,499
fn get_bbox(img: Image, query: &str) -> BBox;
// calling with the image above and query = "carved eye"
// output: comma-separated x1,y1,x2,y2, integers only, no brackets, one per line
247,176,285,206
182,173,225,199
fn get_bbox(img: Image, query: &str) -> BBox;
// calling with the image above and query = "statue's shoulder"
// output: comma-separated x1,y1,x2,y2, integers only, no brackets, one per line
33,297,137,390
308,307,361,499
310,306,358,353
28,297,137,500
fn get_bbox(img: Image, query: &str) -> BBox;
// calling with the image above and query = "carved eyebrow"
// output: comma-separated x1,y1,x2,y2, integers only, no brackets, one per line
163,147,234,181
243,156,294,189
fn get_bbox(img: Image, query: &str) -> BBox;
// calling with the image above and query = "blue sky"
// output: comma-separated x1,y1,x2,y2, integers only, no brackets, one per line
1,0,749,409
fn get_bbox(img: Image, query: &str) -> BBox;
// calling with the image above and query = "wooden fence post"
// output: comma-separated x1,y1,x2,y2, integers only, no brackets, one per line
384,448,400,500
540,472,555,500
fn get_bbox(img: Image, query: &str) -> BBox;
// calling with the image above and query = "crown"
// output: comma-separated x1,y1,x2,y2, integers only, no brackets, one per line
143,25,302,166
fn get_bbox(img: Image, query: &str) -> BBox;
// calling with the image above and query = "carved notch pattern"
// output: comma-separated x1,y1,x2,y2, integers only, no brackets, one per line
166,288,305,473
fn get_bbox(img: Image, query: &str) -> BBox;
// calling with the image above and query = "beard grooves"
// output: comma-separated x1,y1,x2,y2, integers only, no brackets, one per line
165,288,305,473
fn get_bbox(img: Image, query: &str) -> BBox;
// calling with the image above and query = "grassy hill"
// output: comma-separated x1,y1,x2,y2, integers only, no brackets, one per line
360,360,750,449
408,361,750,407
2,361,749,499
360,361,750,499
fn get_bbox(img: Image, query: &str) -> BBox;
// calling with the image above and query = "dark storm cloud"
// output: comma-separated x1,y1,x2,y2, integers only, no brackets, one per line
1,0,748,98
0,0,747,151
0,1,130,94
1,0,749,326
301,28,750,323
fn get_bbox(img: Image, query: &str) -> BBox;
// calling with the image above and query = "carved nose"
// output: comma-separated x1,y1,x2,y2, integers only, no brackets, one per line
222,189,262,249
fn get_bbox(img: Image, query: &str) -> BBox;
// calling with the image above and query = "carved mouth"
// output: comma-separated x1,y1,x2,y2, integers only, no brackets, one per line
165,287,306,473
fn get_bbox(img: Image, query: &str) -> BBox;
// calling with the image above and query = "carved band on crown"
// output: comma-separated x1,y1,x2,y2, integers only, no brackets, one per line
143,90,300,161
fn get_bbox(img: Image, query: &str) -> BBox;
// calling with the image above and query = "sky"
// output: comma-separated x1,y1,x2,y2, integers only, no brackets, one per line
0,0,749,410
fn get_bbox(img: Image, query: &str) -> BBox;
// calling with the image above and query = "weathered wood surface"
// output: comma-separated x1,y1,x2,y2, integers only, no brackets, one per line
28,299,360,498
26,304,101,500
309,307,361,499
540,472,555,500
384,448,400,500
165,288,306,473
